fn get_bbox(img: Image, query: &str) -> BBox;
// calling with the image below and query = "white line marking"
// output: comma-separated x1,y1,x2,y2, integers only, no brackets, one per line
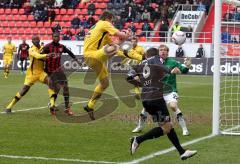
123,134,215,164
0,155,116,164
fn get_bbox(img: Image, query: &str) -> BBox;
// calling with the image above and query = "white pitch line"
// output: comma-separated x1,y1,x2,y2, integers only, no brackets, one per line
123,134,215,164
0,155,116,164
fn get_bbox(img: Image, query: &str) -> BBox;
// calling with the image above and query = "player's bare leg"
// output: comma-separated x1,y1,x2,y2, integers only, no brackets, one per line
5,85,30,113
169,102,189,136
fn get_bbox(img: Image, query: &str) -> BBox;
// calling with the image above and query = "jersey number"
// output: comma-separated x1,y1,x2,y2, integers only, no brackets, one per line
143,63,150,79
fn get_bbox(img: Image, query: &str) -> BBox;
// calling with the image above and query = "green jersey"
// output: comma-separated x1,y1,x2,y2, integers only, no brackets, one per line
163,57,189,93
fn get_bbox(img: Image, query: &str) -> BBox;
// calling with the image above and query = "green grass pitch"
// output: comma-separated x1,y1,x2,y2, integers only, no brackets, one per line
0,71,240,164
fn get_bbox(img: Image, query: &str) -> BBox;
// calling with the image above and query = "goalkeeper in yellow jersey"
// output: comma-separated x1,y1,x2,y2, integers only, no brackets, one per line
119,36,145,99
83,10,131,120
2,37,16,79
4,35,56,115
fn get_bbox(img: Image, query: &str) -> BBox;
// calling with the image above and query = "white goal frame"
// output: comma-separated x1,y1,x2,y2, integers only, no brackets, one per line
213,0,240,135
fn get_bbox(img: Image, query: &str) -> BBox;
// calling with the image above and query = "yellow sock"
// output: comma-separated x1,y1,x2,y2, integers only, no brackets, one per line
6,92,21,109
88,84,104,109
48,89,56,107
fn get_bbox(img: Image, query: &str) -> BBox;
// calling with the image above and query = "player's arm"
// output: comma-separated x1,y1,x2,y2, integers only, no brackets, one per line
126,68,141,87
63,46,81,65
13,44,17,52
174,59,190,74
29,48,47,59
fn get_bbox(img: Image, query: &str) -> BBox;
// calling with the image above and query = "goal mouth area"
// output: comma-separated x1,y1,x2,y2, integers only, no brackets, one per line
220,125,240,135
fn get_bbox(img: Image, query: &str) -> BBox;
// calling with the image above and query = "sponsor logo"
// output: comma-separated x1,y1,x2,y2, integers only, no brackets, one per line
211,62,240,74
189,63,203,73
111,62,131,71
0,60,3,68
63,60,89,70
17,60,30,68
181,13,199,19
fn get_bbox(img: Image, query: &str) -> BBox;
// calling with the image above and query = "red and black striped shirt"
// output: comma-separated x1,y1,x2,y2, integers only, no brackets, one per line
18,43,29,59
42,42,76,74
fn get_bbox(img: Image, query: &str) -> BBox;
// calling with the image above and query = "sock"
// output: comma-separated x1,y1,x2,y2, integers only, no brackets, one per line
21,61,24,72
48,89,57,107
88,84,104,109
136,127,164,144
176,112,188,132
137,108,147,127
64,94,70,109
6,92,21,109
167,128,185,155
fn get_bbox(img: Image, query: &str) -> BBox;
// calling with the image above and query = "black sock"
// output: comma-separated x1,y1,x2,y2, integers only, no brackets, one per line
167,128,185,155
136,127,164,144
64,95,69,109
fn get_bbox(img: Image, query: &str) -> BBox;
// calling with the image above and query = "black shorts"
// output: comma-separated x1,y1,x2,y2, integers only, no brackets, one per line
142,98,170,123
48,71,68,86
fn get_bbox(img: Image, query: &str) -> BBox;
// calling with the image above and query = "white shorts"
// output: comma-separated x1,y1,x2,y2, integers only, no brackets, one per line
163,92,179,104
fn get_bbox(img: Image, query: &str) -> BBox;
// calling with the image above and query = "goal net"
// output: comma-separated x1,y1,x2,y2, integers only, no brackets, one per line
218,0,240,135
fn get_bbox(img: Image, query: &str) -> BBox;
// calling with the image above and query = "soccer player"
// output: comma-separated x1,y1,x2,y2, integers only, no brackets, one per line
4,35,56,114
132,44,191,136
127,47,197,160
17,39,30,74
83,10,131,120
119,36,145,99
41,32,79,115
2,37,16,78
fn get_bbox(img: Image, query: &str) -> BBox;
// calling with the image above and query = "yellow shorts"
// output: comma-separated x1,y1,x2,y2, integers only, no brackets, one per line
3,56,13,66
24,71,48,86
84,48,109,80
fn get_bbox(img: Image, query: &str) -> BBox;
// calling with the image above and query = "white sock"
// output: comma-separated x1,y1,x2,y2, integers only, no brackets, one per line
175,108,188,132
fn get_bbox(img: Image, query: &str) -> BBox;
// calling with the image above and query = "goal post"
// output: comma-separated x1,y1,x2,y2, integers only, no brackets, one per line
214,0,240,135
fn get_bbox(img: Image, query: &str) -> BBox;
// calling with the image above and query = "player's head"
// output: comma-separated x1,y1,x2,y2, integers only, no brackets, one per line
100,11,115,23
159,44,169,60
131,36,138,48
41,42,44,46
22,39,26,43
7,37,11,43
145,47,159,59
32,35,40,47
52,32,60,43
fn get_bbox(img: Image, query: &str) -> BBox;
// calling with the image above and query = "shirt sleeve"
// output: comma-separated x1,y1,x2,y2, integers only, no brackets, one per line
175,60,189,74
63,45,76,59
104,21,119,35
41,45,50,54
29,48,47,59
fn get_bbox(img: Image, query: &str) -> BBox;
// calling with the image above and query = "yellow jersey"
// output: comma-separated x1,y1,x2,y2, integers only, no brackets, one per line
83,20,119,53
27,45,47,74
3,43,16,56
120,45,145,64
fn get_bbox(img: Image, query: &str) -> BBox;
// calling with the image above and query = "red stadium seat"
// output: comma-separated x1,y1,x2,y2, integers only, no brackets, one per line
54,9,59,15
2,21,8,27
46,28,52,35
12,9,18,14
67,9,74,15
19,9,24,14
8,21,15,27
62,15,70,21
37,22,44,27
25,28,32,35
74,9,82,15
82,9,87,15
55,15,62,21
32,28,39,34
98,3,107,9
15,21,22,27
4,28,11,34
18,28,25,34
5,9,11,14
78,3,85,9
60,9,67,15
22,22,29,27
95,9,103,15
0,15,5,21
135,23,142,29
65,22,71,27
97,0,103,2
19,15,27,21
12,28,18,34
0,9,4,14
0,28,4,34
59,21,66,27
30,21,37,27
7,15,14,21
149,23,154,29
44,22,51,27
39,28,46,34
12,15,19,21
27,15,34,21
103,0,109,2
70,28,76,35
